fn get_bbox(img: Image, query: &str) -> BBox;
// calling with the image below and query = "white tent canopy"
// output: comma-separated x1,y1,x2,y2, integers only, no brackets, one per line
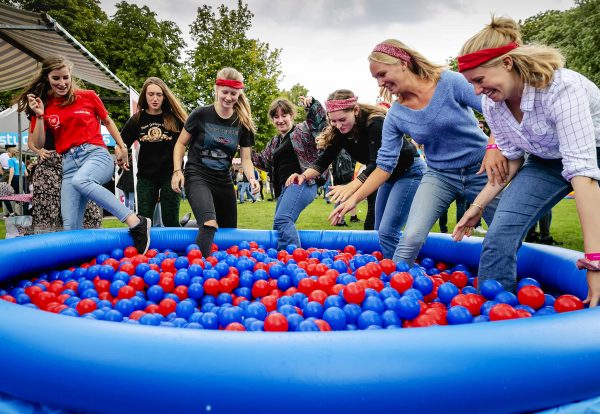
0,3,127,93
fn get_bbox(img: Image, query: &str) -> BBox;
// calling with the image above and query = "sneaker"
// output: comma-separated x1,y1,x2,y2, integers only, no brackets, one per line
349,216,361,223
129,215,151,254
540,236,563,246
525,232,540,243
335,221,348,227
474,226,487,234
179,212,191,227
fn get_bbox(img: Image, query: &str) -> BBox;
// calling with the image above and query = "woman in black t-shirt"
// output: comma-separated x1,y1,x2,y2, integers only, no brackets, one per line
121,77,188,227
172,68,259,258
288,89,426,259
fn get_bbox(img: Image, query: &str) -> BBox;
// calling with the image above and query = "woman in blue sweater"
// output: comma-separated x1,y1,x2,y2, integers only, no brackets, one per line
331,39,506,267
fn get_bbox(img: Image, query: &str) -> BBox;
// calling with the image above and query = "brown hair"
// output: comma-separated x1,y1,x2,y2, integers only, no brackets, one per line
13,55,80,117
268,98,296,121
460,15,564,88
317,89,387,149
133,77,188,132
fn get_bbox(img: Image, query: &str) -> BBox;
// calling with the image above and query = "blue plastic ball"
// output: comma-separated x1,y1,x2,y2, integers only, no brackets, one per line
303,301,324,319
361,295,385,314
147,285,166,303
143,270,160,286
397,296,421,320
381,310,401,327
322,307,347,331
437,282,459,305
244,302,268,321
480,279,505,300
447,306,473,325
495,291,519,306
357,310,383,329
517,277,541,290
176,301,196,320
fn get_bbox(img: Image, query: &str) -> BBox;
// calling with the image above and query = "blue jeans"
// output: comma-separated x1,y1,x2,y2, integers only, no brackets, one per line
375,158,426,258
273,183,317,250
239,182,255,202
479,154,598,292
62,144,132,230
392,162,499,265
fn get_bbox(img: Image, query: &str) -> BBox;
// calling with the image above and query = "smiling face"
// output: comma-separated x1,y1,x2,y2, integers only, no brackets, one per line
145,84,164,114
216,86,240,110
328,107,358,134
271,108,293,135
369,60,406,95
462,59,522,103
47,66,72,97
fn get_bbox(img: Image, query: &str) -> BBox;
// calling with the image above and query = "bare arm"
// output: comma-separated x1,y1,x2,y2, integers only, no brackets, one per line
171,129,191,193
102,116,129,169
240,146,259,194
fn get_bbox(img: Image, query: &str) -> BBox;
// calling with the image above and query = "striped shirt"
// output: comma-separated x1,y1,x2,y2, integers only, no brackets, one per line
483,68,600,181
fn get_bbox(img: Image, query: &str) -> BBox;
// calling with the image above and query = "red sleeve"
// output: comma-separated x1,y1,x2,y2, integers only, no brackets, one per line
29,116,37,133
83,90,109,120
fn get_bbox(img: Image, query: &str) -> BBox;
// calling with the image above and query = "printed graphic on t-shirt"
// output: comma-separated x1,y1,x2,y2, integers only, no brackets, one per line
139,122,173,143
201,121,239,170
46,114,60,129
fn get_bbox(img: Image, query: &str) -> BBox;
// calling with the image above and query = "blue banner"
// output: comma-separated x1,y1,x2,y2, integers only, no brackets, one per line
0,131,116,147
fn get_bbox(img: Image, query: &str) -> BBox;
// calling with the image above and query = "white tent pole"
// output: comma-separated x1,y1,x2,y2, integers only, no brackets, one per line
17,111,23,195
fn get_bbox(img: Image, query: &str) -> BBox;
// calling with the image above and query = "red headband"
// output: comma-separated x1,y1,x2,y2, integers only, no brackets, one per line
457,42,519,72
215,78,245,89
372,43,412,63
325,96,358,113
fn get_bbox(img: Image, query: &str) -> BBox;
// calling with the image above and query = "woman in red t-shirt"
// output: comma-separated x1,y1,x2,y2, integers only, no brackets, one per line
14,55,151,253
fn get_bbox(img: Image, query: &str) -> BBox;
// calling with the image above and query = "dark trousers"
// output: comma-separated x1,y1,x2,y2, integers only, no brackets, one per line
137,176,181,227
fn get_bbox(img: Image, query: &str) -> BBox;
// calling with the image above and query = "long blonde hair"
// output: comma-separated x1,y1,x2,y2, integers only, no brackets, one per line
460,15,564,89
215,67,256,133
369,39,445,83
317,89,387,149
13,55,80,117
133,77,188,132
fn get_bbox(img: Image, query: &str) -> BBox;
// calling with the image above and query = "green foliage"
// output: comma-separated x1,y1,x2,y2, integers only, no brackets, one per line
188,0,282,148
521,0,600,86
279,83,310,124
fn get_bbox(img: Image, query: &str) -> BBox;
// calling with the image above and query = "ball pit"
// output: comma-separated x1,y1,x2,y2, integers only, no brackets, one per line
1,228,600,414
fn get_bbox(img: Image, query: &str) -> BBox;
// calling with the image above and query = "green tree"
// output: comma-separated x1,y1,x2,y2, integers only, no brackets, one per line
188,0,282,148
521,0,600,86
279,83,310,124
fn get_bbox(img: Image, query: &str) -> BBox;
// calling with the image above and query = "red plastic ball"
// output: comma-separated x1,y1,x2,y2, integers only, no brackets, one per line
203,279,220,296
187,249,203,261
129,310,146,320
260,295,278,313
342,282,366,304
292,248,309,262
225,322,246,331
124,246,138,258
488,304,518,321
314,319,332,331
554,294,584,313
379,259,396,275
0,295,16,303
76,298,97,315
308,289,328,305
449,271,468,288
158,277,175,293
158,298,177,316
95,279,110,294
264,312,288,332
252,280,270,298
128,276,145,291
119,262,136,276
390,272,413,293
297,278,316,295
517,285,545,310
343,245,357,255
117,285,136,299
173,286,188,301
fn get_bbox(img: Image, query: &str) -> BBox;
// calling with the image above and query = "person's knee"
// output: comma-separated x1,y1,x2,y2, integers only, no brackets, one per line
71,174,93,194
203,220,218,228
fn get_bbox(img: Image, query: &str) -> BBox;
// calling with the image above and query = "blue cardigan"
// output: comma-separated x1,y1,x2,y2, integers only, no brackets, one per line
377,70,488,172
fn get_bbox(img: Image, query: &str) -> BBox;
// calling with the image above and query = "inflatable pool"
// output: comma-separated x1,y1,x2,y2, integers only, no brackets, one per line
1,228,599,414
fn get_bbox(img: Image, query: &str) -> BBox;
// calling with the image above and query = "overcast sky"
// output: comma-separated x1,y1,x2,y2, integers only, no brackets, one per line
100,0,575,104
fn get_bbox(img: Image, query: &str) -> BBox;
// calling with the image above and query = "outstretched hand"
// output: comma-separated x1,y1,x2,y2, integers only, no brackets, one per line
328,197,358,225
327,183,357,204
452,206,483,241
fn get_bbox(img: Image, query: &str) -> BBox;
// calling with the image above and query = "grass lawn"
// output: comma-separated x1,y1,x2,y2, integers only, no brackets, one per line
0,196,583,252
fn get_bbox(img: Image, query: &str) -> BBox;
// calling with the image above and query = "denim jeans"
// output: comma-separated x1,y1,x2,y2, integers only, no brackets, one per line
478,154,598,292
239,182,255,202
273,183,317,250
392,161,499,265
62,144,132,230
375,158,426,258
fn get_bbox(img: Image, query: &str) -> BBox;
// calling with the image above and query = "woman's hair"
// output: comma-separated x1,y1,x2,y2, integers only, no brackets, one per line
268,98,296,121
460,15,564,88
215,67,256,133
12,55,80,117
369,39,445,83
317,89,387,149
7,147,18,157
133,77,188,132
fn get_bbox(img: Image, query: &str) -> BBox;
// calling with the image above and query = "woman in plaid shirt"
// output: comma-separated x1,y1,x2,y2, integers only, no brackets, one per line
454,16,600,306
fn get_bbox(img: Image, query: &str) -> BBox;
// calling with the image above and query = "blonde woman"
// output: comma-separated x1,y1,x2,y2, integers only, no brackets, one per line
172,67,258,258
453,16,600,305
331,41,504,265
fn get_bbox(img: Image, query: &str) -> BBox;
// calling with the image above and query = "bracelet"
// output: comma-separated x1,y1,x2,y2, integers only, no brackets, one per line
585,253,600,261
35,114,44,119
301,173,307,180
577,258,600,271
486,144,499,150
471,202,484,213
172,169,182,175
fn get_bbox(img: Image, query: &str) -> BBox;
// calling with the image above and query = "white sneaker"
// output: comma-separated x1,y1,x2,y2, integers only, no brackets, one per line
474,226,487,234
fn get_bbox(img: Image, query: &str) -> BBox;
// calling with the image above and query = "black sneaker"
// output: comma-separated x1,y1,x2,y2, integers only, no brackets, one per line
540,236,563,246
129,215,151,254
349,216,361,223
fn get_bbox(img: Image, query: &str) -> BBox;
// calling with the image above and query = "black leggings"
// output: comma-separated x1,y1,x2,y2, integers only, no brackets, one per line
185,175,237,229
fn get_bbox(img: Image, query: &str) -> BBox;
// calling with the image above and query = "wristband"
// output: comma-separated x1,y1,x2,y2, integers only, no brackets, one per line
35,114,44,119
471,202,484,213
172,169,182,175
586,253,600,261
301,173,307,180
486,144,498,150
577,258,600,271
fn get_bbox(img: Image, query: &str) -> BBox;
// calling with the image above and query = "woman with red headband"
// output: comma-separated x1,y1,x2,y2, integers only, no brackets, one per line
172,67,259,258
453,16,600,305
288,89,425,259
330,40,504,266
252,96,328,251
